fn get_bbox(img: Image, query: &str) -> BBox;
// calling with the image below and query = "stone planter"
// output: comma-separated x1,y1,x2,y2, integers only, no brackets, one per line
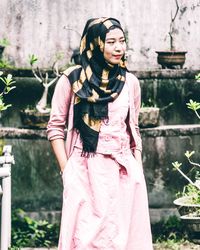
139,107,160,128
174,196,200,244
173,196,200,216
181,215,200,244
156,51,187,69
20,109,50,129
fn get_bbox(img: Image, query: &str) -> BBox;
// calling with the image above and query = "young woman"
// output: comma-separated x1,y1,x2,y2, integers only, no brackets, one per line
47,17,153,250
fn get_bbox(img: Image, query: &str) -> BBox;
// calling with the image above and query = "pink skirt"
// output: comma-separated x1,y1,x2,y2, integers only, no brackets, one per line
58,147,153,250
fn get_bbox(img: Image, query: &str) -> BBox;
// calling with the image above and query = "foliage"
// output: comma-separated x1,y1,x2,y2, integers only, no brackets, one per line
28,54,38,66
195,73,200,81
0,38,10,47
152,216,187,243
172,74,200,206
0,71,16,112
0,58,12,68
11,209,59,248
186,99,200,119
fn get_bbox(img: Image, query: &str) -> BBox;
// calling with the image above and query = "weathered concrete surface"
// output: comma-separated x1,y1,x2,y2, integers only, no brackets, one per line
0,0,200,70
1,124,200,215
139,107,160,128
1,69,200,127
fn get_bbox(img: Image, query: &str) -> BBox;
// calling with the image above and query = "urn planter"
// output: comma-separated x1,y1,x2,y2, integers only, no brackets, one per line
156,51,187,69
174,196,200,244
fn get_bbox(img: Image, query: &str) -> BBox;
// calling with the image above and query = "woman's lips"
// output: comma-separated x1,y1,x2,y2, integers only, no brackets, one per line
113,55,122,59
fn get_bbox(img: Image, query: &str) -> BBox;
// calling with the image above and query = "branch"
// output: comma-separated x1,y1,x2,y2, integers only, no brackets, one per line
195,110,200,120
172,0,179,22
31,68,43,83
52,61,61,77
46,76,59,88
175,166,200,190
188,158,200,168
37,67,45,82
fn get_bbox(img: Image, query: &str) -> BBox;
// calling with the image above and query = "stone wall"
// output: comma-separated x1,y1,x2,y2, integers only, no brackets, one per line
0,0,200,70
1,124,200,224
1,69,200,224
1,69,200,127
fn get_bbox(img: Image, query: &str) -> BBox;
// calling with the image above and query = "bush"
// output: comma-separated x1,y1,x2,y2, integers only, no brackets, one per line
11,209,59,248
152,216,187,243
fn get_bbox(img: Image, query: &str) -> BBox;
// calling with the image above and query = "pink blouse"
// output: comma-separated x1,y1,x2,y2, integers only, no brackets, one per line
47,71,142,158
75,82,131,154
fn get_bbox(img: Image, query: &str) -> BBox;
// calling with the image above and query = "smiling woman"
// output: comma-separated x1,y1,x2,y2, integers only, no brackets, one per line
104,28,126,65
47,17,153,250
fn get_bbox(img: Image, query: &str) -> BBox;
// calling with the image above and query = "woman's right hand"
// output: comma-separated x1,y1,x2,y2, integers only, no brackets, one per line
50,139,68,174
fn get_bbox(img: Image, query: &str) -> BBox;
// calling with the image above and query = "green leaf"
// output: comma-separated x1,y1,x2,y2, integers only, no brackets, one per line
29,54,38,66
186,99,200,111
185,150,195,159
195,73,200,81
172,161,182,169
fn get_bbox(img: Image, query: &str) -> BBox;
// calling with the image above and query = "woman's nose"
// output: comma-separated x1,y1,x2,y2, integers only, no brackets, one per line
115,42,123,51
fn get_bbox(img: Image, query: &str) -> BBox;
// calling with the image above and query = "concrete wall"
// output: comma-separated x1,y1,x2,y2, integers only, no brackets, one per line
1,125,200,225
1,69,200,127
1,69,200,220
0,0,200,70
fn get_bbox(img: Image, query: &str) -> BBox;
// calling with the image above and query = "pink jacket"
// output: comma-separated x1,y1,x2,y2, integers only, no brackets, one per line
47,71,142,158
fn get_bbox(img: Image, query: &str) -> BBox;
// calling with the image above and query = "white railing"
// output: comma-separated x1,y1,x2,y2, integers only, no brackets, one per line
0,145,15,250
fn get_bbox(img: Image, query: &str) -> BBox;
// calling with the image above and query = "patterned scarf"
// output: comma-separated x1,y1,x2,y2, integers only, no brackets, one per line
63,17,127,154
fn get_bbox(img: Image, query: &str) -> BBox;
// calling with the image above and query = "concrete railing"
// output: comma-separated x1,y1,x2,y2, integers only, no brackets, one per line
0,145,15,250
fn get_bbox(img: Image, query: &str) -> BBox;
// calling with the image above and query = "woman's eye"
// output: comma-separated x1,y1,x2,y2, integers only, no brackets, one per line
120,40,125,44
107,41,115,44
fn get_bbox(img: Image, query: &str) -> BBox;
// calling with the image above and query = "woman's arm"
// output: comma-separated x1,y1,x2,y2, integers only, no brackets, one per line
129,73,143,166
47,74,72,172
134,79,142,166
50,139,68,172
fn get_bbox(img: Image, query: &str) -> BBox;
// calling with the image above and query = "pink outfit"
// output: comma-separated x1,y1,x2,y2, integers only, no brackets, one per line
47,72,153,250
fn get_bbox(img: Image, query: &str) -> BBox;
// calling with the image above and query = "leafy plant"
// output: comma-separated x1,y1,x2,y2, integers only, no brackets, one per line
0,71,16,112
172,74,200,206
152,216,186,243
0,38,10,47
186,99,200,119
28,54,60,113
195,73,200,82
11,209,59,248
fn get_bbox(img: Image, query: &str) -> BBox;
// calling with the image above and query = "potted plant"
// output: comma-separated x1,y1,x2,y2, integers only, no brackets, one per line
20,54,61,129
0,71,16,113
156,0,187,69
0,71,15,154
172,74,200,244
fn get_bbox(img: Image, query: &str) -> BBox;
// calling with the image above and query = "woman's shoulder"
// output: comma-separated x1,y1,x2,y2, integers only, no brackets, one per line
125,72,140,88
62,65,82,77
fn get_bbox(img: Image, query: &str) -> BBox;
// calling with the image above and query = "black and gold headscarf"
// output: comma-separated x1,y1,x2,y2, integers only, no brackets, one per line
63,17,127,154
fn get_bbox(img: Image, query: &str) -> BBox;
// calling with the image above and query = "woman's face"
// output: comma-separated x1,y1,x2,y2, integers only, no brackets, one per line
103,28,126,65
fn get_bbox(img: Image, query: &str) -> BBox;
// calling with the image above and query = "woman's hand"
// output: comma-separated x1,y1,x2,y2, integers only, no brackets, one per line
50,139,68,173
134,149,143,167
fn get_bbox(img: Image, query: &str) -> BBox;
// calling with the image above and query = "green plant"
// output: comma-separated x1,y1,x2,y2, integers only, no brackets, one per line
152,216,187,243
0,38,10,47
11,209,59,248
172,74,200,207
28,54,60,113
0,71,16,112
